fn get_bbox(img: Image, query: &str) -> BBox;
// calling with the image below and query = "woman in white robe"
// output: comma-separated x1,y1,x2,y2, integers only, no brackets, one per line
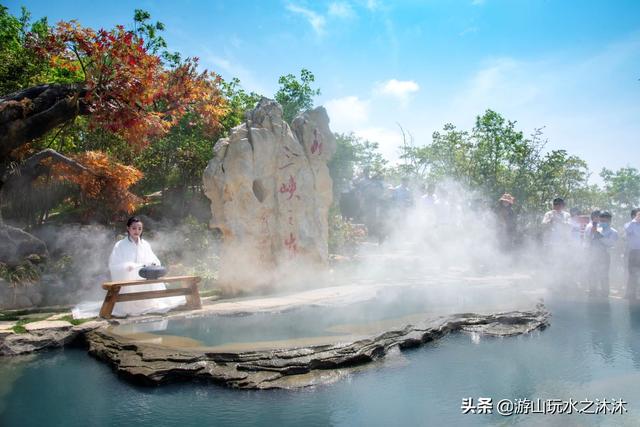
108,217,185,317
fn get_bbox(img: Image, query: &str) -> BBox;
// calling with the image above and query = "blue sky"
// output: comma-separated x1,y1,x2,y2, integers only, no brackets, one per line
6,0,640,181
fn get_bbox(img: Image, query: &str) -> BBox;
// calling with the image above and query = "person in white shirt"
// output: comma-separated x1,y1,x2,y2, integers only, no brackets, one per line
624,208,640,300
541,198,571,246
108,217,185,316
540,198,573,291
584,211,618,297
582,210,601,245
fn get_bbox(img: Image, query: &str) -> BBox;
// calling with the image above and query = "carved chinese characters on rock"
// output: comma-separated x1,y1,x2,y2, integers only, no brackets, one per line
311,128,323,155
279,175,297,200
284,232,298,257
203,100,336,291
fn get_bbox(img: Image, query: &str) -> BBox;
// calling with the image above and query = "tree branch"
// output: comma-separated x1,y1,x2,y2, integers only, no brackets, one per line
2,148,90,184
0,83,88,160
19,148,90,176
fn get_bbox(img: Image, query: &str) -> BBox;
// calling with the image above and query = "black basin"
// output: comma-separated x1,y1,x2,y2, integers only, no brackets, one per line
138,265,167,280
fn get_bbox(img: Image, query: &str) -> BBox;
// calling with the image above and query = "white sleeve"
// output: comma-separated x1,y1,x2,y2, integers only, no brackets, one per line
108,241,138,281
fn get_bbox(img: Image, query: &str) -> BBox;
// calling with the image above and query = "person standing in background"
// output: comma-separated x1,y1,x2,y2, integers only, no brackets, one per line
541,198,572,290
585,211,618,297
624,208,640,300
496,193,516,251
542,198,571,245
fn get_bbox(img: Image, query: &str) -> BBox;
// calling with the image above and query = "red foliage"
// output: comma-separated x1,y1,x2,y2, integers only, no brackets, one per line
28,21,226,146
49,151,143,217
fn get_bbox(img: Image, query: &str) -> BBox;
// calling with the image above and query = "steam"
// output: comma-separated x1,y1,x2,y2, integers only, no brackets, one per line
34,217,221,307
36,175,607,322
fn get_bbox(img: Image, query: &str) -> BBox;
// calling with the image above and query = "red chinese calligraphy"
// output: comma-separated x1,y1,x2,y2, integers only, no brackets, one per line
311,128,323,155
284,232,298,255
279,175,297,200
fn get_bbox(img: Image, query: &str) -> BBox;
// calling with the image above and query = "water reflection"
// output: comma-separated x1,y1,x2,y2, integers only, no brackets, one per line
3,299,640,427
0,354,35,416
627,302,640,369
587,299,614,364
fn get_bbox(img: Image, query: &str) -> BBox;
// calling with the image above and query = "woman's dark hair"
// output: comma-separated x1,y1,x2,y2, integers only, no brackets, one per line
126,216,142,227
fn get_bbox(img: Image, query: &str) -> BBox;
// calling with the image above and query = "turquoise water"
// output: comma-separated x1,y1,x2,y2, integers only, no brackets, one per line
2,298,640,427
112,284,528,346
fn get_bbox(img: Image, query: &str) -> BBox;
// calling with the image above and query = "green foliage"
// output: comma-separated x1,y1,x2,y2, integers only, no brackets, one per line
0,261,41,286
59,314,92,325
219,77,262,133
135,112,215,194
329,133,388,195
397,110,594,214
11,324,27,334
10,316,49,333
0,5,51,94
600,167,640,213
275,68,321,123
328,206,366,255
132,9,182,66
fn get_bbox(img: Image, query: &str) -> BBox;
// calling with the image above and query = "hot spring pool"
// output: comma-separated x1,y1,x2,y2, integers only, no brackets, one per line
2,297,640,426
109,282,537,350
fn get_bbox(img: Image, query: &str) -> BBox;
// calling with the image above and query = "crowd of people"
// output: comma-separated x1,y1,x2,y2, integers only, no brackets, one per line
340,171,640,301
533,196,640,300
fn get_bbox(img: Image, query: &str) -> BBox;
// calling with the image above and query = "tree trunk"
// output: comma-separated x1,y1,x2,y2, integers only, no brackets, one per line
0,83,89,162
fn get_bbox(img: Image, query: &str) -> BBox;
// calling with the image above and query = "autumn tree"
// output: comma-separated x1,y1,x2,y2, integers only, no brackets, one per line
0,8,225,264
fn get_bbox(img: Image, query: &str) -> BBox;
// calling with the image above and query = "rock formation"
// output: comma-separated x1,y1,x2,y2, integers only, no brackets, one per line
86,304,550,389
203,99,335,291
0,319,106,356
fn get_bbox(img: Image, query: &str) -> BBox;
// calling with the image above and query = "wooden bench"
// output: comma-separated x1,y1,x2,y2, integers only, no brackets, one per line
99,275,202,319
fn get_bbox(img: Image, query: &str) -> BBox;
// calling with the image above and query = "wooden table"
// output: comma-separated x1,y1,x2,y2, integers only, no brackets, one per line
99,275,202,319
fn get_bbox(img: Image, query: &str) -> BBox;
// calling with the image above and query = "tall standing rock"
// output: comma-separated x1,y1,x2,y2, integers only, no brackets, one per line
203,99,335,292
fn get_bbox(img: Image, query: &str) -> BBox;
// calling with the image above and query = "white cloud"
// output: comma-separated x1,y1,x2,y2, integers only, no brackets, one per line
201,50,268,95
328,2,355,19
448,57,542,117
471,0,486,5
355,127,403,162
324,94,404,163
286,4,326,36
414,35,640,181
374,79,420,104
325,96,370,132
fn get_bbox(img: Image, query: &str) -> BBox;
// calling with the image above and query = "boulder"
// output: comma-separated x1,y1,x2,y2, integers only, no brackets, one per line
0,224,48,266
0,279,43,310
86,304,551,389
203,99,336,291
0,319,107,356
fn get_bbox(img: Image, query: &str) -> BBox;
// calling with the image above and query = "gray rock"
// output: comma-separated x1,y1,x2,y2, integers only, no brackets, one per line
0,319,107,356
203,98,336,292
0,280,44,310
0,224,48,266
86,303,550,389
